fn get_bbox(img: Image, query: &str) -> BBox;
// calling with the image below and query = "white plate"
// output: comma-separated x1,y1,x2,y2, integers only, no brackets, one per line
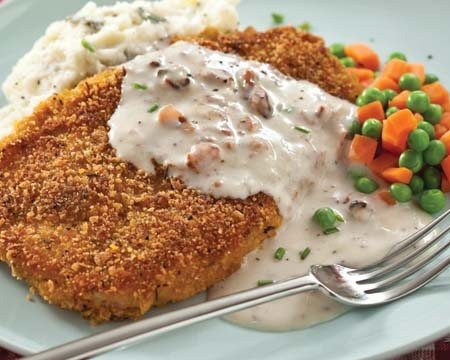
1,0,450,359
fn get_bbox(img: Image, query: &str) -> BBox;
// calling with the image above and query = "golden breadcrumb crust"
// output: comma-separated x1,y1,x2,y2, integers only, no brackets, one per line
176,26,362,101
0,68,281,324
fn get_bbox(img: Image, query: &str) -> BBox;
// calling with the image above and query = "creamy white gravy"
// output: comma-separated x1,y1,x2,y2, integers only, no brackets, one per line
109,41,350,215
109,41,431,331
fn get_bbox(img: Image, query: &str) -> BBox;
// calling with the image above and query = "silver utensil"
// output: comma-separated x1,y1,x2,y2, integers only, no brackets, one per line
24,209,450,360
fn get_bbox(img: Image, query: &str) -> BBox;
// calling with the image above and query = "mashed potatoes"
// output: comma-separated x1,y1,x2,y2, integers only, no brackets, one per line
0,0,239,138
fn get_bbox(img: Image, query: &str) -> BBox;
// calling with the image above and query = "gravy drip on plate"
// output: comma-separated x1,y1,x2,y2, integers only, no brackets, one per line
109,41,431,330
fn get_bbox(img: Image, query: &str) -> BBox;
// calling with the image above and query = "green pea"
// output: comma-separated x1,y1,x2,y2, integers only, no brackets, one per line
386,106,399,117
340,57,355,68
423,140,446,166
423,104,443,125
382,89,397,103
329,43,346,58
423,166,442,189
348,119,361,137
409,175,424,194
418,121,436,140
389,183,413,202
379,93,389,108
361,118,383,139
356,96,365,107
347,164,369,179
419,189,446,214
399,73,421,91
355,177,379,194
407,91,431,114
313,207,338,231
407,129,430,152
358,87,384,106
399,150,423,173
388,52,407,62
424,73,439,85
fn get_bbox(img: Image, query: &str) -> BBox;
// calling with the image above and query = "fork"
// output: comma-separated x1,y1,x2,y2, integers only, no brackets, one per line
24,208,450,360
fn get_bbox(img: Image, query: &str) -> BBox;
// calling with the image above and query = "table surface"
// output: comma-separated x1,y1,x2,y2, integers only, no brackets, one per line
2,337,450,360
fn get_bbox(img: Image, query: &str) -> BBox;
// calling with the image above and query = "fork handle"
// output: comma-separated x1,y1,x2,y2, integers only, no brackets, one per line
24,275,319,360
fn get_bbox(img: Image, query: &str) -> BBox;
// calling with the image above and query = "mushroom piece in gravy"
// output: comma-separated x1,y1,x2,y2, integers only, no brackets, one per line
349,200,373,222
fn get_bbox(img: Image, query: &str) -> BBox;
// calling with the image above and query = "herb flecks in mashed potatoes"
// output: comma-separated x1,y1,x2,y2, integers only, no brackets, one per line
67,16,105,33
137,7,167,24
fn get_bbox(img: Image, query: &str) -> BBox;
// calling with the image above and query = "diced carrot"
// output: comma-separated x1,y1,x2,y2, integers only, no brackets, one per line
360,79,373,88
348,134,378,164
422,82,449,105
407,63,425,84
435,124,447,139
443,100,450,113
357,101,385,123
441,131,450,155
381,167,413,184
440,112,450,129
382,59,410,82
389,90,410,109
347,67,374,82
372,76,400,92
369,152,398,176
414,113,424,122
378,189,397,206
344,43,380,71
382,109,417,154
442,174,450,193
441,155,450,182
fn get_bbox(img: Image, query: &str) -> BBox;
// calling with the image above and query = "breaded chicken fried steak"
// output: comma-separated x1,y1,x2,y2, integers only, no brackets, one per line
0,27,360,323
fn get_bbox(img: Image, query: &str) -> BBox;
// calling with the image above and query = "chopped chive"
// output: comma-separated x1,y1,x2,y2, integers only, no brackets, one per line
334,211,345,222
145,13,167,23
271,12,284,25
81,39,95,53
323,227,339,235
299,247,311,260
257,279,274,286
137,7,167,24
274,247,286,260
132,83,148,90
283,106,293,114
147,103,159,113
298,22,311,32
294,125,311,134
